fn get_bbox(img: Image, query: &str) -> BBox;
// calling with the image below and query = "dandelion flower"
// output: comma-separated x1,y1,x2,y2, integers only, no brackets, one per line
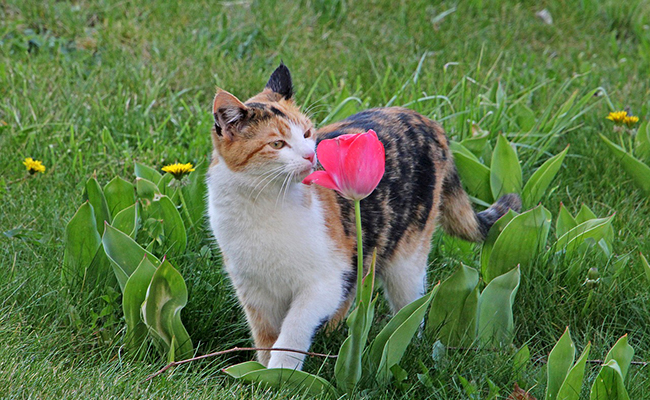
23,157,46,174
162,162,195,180
606,111,628,125
623,115,639,128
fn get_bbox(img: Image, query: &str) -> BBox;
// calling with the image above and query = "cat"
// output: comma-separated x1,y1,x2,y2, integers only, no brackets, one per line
206,63,521,371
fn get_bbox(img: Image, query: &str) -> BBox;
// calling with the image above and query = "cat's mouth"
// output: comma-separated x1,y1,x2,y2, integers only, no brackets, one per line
296,165,314,180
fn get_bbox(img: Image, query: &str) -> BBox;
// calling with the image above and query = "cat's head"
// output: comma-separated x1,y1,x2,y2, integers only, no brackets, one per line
211,64,316,183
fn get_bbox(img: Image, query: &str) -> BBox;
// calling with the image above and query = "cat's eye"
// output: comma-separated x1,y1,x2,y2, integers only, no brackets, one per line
270,140,286,149
304,129,313,139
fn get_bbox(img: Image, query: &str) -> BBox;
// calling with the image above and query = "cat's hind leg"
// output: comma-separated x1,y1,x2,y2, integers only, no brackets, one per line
380,243,430,313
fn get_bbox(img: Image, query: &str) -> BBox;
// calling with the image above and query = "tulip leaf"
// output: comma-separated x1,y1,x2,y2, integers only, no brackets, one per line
600,134,650,195
102,223,160,292
369,288,436,381
589,360,630,400
223,362,338,396
556,204,577,239
522,146,568,208
135,162,162,184
546,327,575,400
62,202,102,286
514,103,537,132
85,177,112,234
460,134,489,158
136,178,161,202
157,173,178,202
480,209,517,277
123,256,157,351
557,342,591,400
634,121,650,162
181,163,208,228
426,265,479,346
103,176,135,216
148,195,187,256
484,205,551,283
641,253,650,285
452,151,493,203
477,266,520,346
490,134,522,200
142,259,193,361
112,203,138,238
335,257,376,391
555,216,615,257
575,204,597,224
604,334,634,380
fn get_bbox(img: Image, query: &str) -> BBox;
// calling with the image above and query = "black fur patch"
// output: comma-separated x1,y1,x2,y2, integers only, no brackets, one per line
318,108,439,270
265,63,293,100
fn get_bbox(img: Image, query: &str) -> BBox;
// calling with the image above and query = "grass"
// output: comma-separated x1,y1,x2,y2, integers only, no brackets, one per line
2,0,650,398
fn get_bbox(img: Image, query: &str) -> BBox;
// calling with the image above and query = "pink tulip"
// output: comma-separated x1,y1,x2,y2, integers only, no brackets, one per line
303,129,385,201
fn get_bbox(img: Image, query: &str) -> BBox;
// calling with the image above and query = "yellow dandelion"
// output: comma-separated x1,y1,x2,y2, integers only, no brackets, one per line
23,157,46,174
623,115,639,128
162,162,195,180
606,111,628,125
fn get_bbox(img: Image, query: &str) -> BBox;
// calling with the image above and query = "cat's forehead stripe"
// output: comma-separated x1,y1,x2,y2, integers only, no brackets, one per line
245,102,288,120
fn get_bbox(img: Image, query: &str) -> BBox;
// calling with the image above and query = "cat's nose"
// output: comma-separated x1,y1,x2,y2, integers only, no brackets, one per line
304,152,315,164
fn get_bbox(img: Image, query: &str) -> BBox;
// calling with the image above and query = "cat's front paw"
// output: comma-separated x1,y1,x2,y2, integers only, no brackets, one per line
267,351,304,370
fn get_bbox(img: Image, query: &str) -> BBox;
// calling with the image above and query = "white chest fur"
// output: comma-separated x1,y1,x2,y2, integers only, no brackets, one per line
206,164,345,305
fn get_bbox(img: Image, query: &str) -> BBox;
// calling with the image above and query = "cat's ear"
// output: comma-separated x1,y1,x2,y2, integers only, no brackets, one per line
213,90,248,141
265,63,293,100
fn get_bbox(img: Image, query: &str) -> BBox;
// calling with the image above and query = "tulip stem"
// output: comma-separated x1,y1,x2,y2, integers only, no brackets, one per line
355,200,363,308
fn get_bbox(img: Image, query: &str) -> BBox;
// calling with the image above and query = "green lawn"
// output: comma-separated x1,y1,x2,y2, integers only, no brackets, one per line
2,0,650,398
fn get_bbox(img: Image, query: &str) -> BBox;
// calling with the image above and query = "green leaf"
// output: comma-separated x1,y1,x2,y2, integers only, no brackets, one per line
426,265,478,346
136,178,161,202
224,361,338,396
102,223,160,292
557,342,591,400
452,151,493,203
634,120,650,162
490,134,522,200
157,173,178,201
604,334,634,380
513,345,531,384
103,176,135,216
85,177,112,234
142,259,193,361
575,204,597,224
369,289,436,381
62,202,102,286
335,257,376,392
148,195,187,256
484,205,551,283
477,266,520,346
460,134,489,158
641,253,650,285
556,204,577,239
181,163,208,228
555,216,615,257
123,256,157,351
590,360,630,400
135,162,162,184
546,327,575,400
112,203,138,238
480,209,518,276
514,103,536,132
522,146,568,208
600,134,650,195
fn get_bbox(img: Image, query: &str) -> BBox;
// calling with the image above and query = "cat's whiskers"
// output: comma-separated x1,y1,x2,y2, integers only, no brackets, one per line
252,168,289,202
275,170,294,208
248,165,286,197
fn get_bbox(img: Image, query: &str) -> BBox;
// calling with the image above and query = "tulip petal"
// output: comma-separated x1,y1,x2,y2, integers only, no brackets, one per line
316,139,344,177
302,171,341,191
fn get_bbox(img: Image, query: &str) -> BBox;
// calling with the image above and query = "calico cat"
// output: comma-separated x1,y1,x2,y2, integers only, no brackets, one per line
206,64,520,371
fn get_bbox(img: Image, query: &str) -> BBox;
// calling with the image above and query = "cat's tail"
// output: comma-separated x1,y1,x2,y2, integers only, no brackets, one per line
439,165,521,242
